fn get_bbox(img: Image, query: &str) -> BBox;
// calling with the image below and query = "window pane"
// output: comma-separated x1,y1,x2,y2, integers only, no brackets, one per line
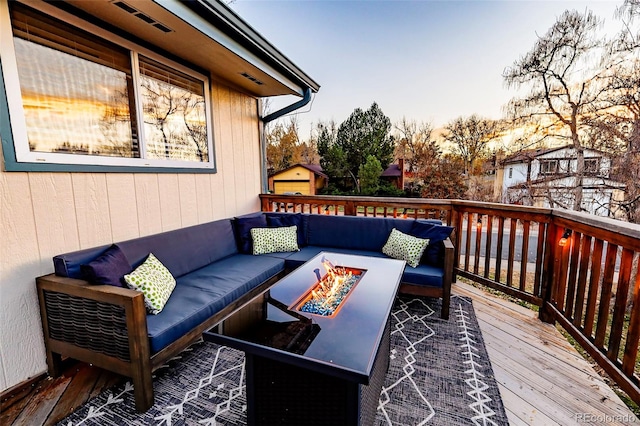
11,6,138,158
139,57,209,162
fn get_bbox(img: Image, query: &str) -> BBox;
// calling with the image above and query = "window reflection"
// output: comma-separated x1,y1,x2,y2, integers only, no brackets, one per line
13,38,137,158
140,57,209,162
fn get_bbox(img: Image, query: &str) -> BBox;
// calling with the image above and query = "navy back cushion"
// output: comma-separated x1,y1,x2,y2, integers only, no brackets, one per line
55,219,238,279
233,213,268,254
267,213,306,247
409,221,454,266
306,215,414,251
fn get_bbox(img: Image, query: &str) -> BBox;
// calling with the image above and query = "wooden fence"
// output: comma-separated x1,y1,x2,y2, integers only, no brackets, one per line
259,193,640,405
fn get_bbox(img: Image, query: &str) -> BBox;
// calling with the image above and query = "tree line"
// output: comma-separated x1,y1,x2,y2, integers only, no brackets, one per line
265,0,640,222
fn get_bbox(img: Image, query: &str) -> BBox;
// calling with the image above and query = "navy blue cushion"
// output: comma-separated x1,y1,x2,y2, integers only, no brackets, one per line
80,245,131,287
409,221,454,266
267,213,306,247
54,245,111,279
118,219,238,277
147,255,285,354
233,213,268,254
146,286,223,353
401,263,445,288
306,215,414,251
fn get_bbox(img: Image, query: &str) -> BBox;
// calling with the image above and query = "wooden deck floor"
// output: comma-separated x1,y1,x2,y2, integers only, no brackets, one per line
453,281,637,425
2,282,637,425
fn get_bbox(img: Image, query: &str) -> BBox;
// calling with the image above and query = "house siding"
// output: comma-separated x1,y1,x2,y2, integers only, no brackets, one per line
0,79,262,392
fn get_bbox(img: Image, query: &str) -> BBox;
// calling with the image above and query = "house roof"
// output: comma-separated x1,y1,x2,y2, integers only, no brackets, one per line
271,162,402,179
54,0,319,98
381,163,402,177
271,163,328,179
502,145,609,165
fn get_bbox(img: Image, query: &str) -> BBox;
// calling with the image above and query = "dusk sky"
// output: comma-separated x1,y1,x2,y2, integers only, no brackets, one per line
231,0,623,138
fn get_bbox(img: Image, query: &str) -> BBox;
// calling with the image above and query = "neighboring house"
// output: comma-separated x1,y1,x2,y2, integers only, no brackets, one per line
381,158,405,190
500,146,625,216
0,0,318,394
268,163,328,195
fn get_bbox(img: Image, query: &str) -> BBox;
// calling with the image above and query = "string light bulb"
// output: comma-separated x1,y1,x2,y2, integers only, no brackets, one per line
559,229,572,247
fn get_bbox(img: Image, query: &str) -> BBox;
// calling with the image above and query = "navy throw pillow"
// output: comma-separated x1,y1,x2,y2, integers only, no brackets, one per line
409,221,454,266
80,244,131,287
267,213,306,247
234,213,268,254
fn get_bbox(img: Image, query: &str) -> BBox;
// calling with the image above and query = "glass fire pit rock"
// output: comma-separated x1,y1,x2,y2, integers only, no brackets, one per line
292,258,366,317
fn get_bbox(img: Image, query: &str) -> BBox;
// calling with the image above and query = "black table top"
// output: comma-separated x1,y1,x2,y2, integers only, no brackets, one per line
204,252,405,383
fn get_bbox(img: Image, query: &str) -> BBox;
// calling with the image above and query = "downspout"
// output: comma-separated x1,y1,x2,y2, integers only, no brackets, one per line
259,87,313,193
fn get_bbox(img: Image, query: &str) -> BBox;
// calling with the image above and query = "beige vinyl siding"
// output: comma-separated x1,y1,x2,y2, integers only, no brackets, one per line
0,80,262,392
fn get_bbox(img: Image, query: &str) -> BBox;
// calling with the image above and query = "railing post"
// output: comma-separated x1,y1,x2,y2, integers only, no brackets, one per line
539,222,559,323
260,194,271,212
451,203,462,283
345,200,356,216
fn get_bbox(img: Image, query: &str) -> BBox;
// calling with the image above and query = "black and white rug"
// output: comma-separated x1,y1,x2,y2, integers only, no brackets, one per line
59,295,508,425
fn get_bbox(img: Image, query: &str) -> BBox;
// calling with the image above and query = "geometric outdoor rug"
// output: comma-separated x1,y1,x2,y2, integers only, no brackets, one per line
59,295,508,425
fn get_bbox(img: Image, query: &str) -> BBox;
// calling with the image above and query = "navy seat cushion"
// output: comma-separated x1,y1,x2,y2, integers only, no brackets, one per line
80,244,131,287
409,221,454,266
147,254,285,353
401,264,445,288
233,213,268,254
146,285,223,354
266,213,306,247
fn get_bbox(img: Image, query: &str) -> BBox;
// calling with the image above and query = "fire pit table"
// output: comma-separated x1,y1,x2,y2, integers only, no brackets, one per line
204,252,405,426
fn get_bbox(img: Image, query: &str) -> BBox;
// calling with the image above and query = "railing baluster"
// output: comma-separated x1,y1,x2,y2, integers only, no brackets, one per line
584,239,604,337
607,248,634,362
506,218,517,287
622,266,640,376
595,243,618,348
465,213,472,271
533,223,546,297
520,220,530,292
495,216,504,283
474,214,482,275
573,235,592,328
484,215,493,279
565,231,582,320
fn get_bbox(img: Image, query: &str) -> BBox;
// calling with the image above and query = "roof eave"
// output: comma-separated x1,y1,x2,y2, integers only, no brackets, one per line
179,0,320,94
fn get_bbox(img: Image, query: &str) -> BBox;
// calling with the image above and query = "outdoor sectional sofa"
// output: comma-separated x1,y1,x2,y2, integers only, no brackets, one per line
36,212,454,412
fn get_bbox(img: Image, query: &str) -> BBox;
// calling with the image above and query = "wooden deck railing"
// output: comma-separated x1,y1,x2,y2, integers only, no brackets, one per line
259,193,640,405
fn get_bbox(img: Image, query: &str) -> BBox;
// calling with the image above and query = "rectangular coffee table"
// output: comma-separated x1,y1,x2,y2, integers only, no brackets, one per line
203,252,405,426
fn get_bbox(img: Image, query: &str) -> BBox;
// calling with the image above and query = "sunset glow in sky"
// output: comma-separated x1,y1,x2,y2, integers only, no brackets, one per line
231,0,622,137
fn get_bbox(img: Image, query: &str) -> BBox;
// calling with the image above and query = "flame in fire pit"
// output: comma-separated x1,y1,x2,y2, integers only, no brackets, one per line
293,258,365,317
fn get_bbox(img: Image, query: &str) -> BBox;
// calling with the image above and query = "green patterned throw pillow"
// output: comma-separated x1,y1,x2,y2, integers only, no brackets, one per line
124,253,176,315
251,226,300,255
382,228,430,268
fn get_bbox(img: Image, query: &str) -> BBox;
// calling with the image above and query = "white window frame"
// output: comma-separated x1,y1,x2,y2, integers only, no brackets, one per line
539,159,558,175
1,0,215,170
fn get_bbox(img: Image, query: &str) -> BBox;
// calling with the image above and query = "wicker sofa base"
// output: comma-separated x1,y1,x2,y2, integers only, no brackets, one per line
36,272,284,412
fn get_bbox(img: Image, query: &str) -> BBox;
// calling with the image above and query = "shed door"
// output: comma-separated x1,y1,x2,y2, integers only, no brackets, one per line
273,181,309,195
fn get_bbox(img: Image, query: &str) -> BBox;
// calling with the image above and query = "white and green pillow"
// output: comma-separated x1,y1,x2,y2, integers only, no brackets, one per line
124,253,176,315
382,228,430,268
251,226,300,255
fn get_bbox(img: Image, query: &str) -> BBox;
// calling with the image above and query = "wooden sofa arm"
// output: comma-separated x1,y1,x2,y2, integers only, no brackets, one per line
441,237,454,320
36,274,153,409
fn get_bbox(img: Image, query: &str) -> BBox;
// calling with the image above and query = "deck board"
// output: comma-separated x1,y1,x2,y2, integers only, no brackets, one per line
3,281,637,425
453,281,637,425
